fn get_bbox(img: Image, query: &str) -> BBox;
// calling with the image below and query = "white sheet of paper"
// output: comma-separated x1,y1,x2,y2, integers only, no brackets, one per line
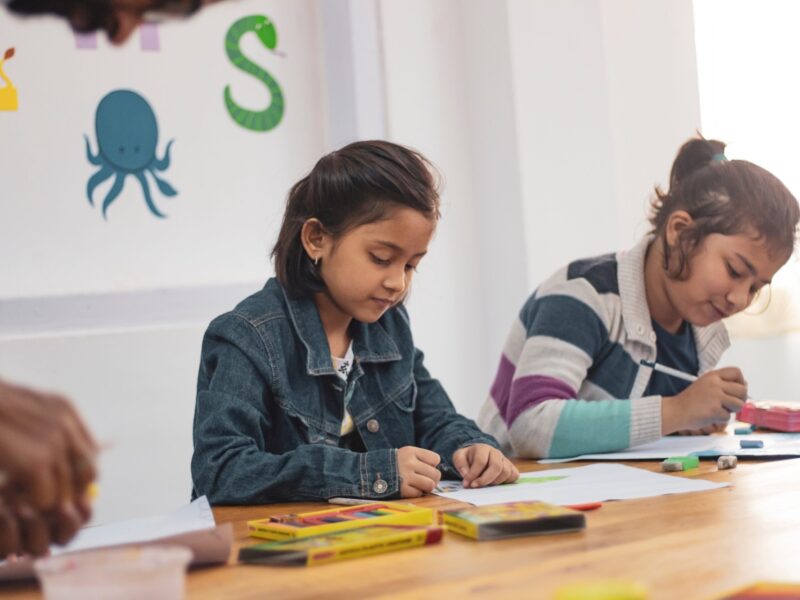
539,432,800,463
434,463,728,506
0,496,232,582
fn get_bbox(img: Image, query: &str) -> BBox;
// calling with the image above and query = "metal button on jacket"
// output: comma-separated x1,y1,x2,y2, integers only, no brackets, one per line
366,419,380,433
372,478,388,494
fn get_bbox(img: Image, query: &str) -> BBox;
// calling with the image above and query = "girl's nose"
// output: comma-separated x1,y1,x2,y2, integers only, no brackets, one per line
383,267,406,294
726,283,751,312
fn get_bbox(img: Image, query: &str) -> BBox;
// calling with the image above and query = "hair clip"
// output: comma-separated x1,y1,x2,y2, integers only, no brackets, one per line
711,152,728,162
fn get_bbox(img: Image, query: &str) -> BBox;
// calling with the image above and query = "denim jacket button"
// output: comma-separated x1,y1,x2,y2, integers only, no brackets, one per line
373,478,388,494
366,419,380,433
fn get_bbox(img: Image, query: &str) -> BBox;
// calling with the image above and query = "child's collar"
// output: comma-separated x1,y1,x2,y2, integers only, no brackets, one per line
279,284,402,376
617,236,730,370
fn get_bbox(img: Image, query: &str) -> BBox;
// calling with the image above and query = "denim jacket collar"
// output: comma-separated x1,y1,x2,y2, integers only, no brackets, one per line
280,284,402,376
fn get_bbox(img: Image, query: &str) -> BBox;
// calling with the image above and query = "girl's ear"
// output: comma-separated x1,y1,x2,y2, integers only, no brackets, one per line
664,210,694,248
300,218,330,263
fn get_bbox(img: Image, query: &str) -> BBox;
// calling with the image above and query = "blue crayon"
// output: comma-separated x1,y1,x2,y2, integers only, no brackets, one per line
735,426,755,435
740,439,764,449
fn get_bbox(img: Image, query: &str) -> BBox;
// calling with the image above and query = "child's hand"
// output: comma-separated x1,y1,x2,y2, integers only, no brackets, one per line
397,446,441,498
674,422,729,436
452,444,519,489
662,367,747,435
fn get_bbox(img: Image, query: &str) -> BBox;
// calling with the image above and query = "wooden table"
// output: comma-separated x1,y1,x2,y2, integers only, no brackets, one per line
2,458,799,599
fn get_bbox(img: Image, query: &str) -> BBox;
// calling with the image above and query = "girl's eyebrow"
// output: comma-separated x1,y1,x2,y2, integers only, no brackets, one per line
735,252,771,285
375,240,427,258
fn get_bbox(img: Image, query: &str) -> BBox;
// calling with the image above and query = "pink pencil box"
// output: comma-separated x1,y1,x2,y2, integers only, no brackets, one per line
738,402,800,432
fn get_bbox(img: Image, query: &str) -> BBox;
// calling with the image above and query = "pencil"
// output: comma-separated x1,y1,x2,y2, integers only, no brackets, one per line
639,359,697,383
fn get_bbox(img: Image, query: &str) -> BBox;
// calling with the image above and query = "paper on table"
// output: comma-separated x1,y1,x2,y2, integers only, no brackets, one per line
433,463,728,506
539,432,800,463
0,496,232,581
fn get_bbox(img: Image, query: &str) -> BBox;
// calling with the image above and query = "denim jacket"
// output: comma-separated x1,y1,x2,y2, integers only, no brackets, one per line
191,278,498,504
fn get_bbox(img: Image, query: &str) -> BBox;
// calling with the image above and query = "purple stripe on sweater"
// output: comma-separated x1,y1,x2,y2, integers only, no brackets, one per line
490,354,516,418
505,375,577,426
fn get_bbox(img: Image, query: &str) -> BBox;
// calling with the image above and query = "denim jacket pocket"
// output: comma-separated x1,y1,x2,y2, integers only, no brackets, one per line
388,376,417,413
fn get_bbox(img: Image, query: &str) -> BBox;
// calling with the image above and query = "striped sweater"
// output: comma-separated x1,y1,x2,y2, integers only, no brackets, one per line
478,236,730,458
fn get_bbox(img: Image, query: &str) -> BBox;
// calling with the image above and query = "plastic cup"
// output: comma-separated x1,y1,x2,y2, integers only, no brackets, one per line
34,545,192,600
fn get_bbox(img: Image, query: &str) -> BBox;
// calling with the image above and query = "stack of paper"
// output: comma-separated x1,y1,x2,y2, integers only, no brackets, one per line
434,463,728,506
0,496,232,581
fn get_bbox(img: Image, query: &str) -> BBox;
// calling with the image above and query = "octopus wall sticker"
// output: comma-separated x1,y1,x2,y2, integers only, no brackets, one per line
84,90,177,219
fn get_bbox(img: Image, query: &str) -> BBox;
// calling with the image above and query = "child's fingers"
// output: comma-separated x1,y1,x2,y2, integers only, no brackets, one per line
413,461,442,486
490,460,513,486
463,445,491,486
414,448,441,467
452,450,470,478
406,472,438,494
721,393,745,413
471,454,504,488
492,459,519,485
721,381,748,401
715,367,745,384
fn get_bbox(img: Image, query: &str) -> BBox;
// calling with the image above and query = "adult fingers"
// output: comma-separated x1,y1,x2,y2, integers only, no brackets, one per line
17,505,50,556
50,503,83,546
3,432,60,511
0,502,21,557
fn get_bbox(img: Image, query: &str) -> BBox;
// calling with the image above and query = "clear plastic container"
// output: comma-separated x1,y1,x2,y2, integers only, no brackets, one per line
34,545,192,600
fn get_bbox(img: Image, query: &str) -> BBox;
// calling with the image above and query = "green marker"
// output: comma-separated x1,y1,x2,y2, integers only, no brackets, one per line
661,456,700,472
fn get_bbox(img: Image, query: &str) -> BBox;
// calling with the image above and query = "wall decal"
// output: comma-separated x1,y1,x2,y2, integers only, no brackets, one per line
75,24,160,51
85,90,177,220
223,15,284,132
0,47,18,111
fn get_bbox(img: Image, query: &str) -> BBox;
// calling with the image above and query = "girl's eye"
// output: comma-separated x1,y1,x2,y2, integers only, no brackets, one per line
370,253,391,266
405,264,418,273
726,262,741,279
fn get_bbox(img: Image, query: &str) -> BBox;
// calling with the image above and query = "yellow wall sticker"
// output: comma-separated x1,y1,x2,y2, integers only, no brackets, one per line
0,47,18,111
0,48,18,110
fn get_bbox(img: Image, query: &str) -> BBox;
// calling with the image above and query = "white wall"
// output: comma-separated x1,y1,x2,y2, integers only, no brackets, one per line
694,0,800,402
0,0,326,523
1,0,710,524
378,0,702,417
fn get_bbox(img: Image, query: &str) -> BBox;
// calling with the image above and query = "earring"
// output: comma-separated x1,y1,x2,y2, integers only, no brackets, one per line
314,256,319,266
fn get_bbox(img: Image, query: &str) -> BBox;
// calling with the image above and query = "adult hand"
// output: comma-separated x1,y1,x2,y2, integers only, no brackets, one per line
452,444,519,488
397,446,441,498
0,378,97,510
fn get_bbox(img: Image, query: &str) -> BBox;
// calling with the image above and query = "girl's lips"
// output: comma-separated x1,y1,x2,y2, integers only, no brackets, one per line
371,298,394,309
710,303,729,319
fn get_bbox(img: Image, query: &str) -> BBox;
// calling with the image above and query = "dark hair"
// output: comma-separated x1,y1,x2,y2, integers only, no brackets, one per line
649,136,799,279
272,140,441,297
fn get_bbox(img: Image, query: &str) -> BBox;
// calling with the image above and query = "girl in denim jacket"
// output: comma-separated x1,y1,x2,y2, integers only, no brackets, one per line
192,141,518,504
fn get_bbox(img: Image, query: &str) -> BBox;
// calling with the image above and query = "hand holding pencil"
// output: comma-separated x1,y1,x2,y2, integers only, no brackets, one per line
659,367,748,435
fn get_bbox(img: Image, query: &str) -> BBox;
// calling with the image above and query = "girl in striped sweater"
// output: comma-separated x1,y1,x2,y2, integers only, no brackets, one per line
479,137,799,458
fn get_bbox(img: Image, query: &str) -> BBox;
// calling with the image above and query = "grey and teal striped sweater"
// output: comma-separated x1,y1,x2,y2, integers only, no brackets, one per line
478,236,730,458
